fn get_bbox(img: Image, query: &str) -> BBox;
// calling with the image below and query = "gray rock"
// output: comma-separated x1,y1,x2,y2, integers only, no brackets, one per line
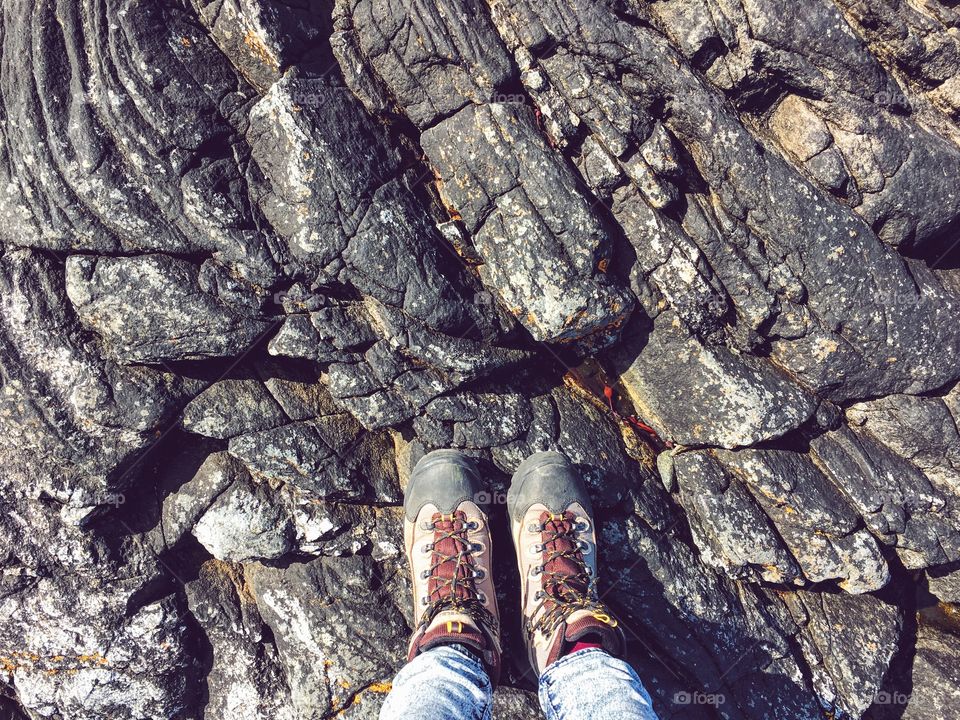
675,449,803,585
811,425,960,569
193,474,294,562
847,387,960,495
161,451,243,547
927,566,960,604
421,102,634,344
0,249,190,517
615,312,817,449
183,378,289,439
714,447,889,593
782,590,902,717
0,576,192,719
185,560,297,719
336,0,513,129
246,557,409,719
65,254,272,363
893,625,960,719
4,1,960,718
229,416,400,503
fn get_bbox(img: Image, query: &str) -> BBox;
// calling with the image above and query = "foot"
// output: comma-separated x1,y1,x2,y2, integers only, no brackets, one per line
508,451,625,675
403,450,501,681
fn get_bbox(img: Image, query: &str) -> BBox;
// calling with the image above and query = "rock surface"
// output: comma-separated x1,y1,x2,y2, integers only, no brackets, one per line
2,1,960,718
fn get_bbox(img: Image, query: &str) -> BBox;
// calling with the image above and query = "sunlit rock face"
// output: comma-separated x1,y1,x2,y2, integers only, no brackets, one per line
2,1,960,718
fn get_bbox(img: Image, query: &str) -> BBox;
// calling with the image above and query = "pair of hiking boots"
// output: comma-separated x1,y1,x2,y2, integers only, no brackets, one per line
403,450,625,682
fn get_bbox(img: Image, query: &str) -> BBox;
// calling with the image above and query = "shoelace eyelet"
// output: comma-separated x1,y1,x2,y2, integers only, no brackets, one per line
574,518,590,533
471,542,483,552
531,565,543,576
528,543,543,555
477,592,487,604
535,590,545,600
473,568,485,580
421,570,430,579
421,542,434,553
527,522,542,532
466,520,480,530
578,540,591,553
420,520,436,530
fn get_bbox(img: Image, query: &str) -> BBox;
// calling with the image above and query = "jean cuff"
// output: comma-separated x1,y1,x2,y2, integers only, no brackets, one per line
439,642,487,670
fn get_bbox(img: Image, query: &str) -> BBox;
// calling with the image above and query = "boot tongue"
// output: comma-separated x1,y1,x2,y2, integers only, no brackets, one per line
423,609,481,636
413,609,502,685
418,610,486,653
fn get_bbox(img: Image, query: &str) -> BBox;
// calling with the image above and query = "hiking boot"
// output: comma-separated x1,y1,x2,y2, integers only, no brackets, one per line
508,451,625,675
403,449,501,681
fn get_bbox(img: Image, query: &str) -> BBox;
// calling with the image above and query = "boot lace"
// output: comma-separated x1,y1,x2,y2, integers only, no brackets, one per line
418,510,497,633
529,510,612,636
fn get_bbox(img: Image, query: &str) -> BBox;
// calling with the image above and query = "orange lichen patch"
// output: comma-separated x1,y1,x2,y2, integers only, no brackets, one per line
180,36,192,47
939,602,960,625
597,258,609,273
564,308,588,327
0,651,109,673
431,177,462,220
243,28,280,70
336,681,394,714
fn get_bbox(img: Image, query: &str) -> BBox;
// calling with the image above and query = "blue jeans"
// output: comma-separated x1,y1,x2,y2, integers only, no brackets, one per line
379,644,660,719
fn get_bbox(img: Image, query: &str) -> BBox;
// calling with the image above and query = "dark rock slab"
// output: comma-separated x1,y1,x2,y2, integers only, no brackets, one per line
421,102,634,344
65,254,272,363
782,590,902,718
182,377,289,438
674,449,802,584
337,0,513,128
246,556,409,718
192,472,295,562
812,425,960,570
615,312,817,449
185,560,296,719
0,576,192,719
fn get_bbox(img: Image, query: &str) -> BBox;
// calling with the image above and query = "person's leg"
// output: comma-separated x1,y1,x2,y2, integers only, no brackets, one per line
381,450,502,719
537,648,659,720
507,450,661,719
379,643,493,720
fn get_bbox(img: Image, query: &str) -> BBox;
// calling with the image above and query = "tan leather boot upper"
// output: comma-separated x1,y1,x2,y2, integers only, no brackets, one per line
403,451,501,680
508,452,624,675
